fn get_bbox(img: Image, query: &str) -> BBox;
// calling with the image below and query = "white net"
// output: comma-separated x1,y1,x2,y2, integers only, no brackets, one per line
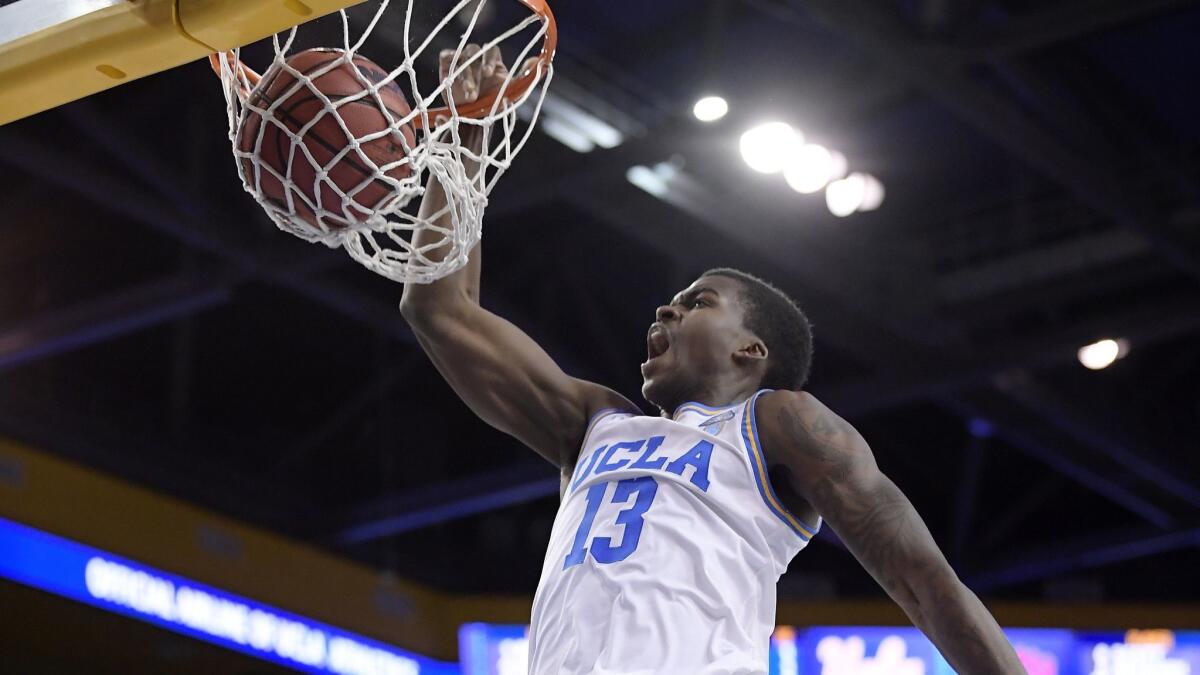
213,0,554,284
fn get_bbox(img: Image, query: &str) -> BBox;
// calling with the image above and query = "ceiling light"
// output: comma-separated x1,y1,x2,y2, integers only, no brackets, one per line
540,117,594,153
626,165,668,197
693,95,729,122
784,144,836,194
827,151,848,181
739,121,802,174
538,94,625,152
825,173,865,217
1077,338,1129,370
825,172,884,216
859,173,885,211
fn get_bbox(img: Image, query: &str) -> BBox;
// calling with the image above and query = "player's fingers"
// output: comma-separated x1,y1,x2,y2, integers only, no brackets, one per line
440,47,474,103
440,45,479,80
469,45,487,75
458,44,485,101
461,44,481,76
481,45,504,79
479,53,509,92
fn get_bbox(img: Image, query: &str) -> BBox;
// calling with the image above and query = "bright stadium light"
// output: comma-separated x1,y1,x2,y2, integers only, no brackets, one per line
537,93,625,153
739,122,802,174
1077,338,1129,370
825,172,884,216
693,95,729,122
859,173,885,211
541,116,594,153
825,173,866,216
784,144,836,194
827,151,848,181
626,165,668,197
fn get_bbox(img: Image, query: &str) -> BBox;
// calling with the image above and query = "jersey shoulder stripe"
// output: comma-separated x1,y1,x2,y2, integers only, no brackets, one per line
741,390,821,540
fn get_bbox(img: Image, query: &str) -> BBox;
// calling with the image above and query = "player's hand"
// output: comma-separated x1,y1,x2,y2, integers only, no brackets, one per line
439,45,543,106
436,45,540,152
439,44,509,107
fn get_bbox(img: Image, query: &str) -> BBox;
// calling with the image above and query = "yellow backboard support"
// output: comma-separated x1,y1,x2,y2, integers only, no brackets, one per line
0,0,363,127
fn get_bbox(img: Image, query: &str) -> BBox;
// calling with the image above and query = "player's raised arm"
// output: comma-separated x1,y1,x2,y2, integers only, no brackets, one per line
400,46,635,468
756,390,1026,675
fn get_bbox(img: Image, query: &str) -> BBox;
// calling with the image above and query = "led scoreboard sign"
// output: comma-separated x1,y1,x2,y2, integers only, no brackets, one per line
0,517,458,675
460,623,1200,675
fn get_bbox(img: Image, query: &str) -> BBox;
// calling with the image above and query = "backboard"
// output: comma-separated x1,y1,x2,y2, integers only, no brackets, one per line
0,0,361,126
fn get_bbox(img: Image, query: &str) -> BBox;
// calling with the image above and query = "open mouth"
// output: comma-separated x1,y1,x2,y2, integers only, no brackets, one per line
646,325,670,361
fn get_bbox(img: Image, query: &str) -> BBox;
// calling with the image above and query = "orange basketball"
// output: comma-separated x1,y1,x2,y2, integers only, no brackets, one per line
236,49,417,230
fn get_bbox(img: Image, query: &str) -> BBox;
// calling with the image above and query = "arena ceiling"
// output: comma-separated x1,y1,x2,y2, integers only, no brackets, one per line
1,0,1199,603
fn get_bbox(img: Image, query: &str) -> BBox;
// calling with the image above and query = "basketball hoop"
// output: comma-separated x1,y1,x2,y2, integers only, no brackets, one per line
211,0,556,284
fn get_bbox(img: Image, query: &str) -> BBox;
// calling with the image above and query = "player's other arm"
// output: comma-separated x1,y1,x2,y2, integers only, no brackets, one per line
757,390,1025,675
400,47,635,468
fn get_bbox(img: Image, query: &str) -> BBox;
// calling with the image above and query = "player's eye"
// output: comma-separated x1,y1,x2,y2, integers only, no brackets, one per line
690,299,706,309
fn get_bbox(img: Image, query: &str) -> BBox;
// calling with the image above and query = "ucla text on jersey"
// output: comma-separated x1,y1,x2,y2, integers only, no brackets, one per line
527,392,823,675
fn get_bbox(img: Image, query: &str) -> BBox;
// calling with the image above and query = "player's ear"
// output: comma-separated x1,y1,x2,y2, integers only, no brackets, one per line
733,339,768,365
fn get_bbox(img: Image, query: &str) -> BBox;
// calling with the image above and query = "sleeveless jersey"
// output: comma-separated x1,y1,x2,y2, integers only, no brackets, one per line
527,390,821,675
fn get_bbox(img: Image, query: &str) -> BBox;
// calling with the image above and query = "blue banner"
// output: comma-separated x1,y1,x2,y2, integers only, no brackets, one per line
0,516,458,675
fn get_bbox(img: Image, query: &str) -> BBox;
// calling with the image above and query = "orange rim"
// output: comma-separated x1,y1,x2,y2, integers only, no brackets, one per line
209,0,556,130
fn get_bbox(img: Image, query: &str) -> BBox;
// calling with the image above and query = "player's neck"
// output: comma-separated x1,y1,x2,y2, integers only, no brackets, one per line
661,378,761,417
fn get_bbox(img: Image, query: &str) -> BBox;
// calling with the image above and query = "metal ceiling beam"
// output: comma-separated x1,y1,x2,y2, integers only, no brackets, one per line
563,169,1200,435
327,269,616,546
966,523,1200,593
822,294,1200,418
0,272,233,374
939,392,1175,529
974,473,1062,552
791,0,1200,284
996,372,1200,509
740,0,1193,67
819,304,1200,520
0,389,311,531
949,429,987,568
962,0,1197,63
564,175,920,361
333,464,560,545
270,363,412,473
0,132,416,344
935,229,1151,306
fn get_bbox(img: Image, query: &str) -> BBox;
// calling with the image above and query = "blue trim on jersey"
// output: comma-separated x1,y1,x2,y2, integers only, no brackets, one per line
672,400,740,420
741,390,822,541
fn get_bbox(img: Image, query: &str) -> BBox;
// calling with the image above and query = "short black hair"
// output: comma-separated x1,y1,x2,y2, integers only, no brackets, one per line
702,267,814,391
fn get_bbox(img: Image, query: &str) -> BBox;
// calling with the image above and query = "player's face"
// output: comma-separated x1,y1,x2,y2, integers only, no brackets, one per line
641,275,754,411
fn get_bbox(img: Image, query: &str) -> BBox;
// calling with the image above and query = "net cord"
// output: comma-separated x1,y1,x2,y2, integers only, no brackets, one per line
214,0,554,283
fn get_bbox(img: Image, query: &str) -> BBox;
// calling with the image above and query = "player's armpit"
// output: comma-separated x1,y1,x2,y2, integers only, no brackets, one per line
756,390,1025,675
402,297,637,468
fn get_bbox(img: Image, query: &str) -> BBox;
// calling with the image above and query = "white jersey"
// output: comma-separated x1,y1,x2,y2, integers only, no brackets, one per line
528,390,821,675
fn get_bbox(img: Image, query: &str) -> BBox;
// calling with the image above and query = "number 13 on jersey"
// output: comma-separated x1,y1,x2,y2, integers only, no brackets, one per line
563,476,659,569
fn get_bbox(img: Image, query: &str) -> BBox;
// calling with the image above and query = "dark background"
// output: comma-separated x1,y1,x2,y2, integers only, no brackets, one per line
1,0,1199,609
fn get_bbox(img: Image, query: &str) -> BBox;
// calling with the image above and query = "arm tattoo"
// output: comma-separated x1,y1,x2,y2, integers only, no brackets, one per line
774,403,1024,675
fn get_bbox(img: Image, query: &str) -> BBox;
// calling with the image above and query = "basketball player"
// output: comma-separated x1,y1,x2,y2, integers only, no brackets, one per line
400,47,1025,674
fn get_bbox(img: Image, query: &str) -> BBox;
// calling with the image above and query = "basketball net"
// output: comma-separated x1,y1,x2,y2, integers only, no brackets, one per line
212,0,555,284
